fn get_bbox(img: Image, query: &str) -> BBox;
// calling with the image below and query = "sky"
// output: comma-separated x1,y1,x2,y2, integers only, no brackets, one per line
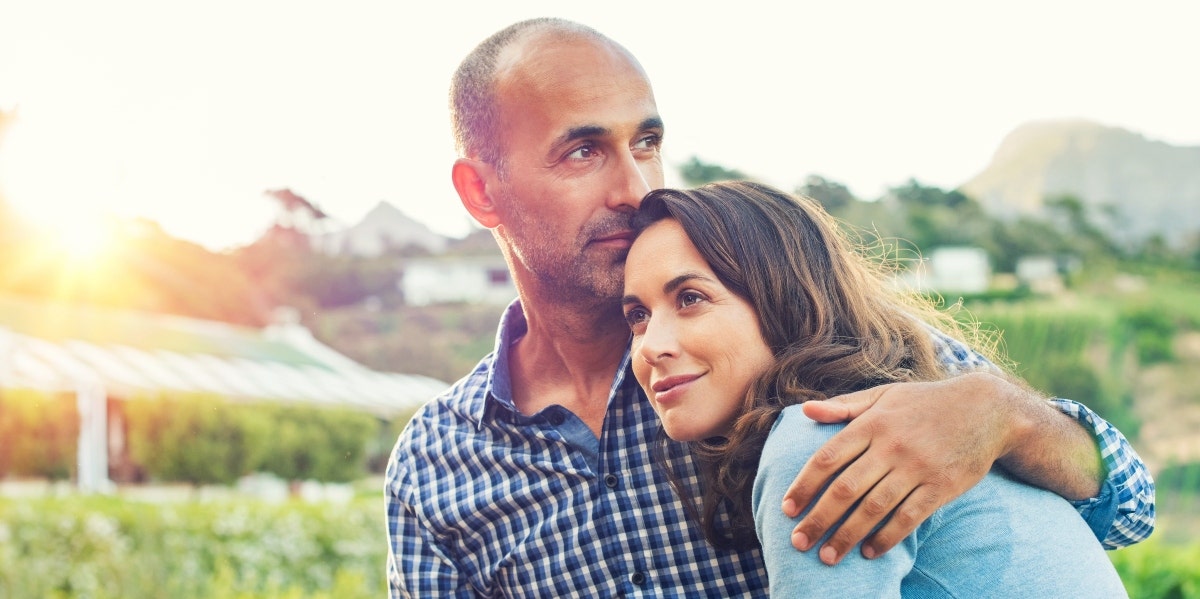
1,0,1198,251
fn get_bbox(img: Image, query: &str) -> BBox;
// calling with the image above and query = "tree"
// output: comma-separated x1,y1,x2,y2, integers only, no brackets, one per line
266,188,331,236
678,156,750,186
796,174,856,214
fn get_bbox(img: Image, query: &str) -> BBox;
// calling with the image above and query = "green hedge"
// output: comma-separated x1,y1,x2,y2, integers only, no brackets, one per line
123,395,383,485
0,390,79,480
1,390,412,486
0,496,382,599
1110,540,1200,598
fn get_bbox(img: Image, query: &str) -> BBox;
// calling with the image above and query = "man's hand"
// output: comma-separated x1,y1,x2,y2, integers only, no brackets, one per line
781,372,1023,566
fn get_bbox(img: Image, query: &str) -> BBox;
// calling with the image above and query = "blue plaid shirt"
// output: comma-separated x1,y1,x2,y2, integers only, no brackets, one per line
386,301,1154,597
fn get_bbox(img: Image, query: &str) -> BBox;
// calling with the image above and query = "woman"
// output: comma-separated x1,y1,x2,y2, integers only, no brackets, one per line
620,181,1126,597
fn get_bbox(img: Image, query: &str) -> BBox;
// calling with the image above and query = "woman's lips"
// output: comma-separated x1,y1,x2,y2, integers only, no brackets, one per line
651,373,701,405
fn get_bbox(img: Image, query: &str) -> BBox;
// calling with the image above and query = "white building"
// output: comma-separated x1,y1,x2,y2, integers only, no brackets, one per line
903,246,992,295
402,256,516,306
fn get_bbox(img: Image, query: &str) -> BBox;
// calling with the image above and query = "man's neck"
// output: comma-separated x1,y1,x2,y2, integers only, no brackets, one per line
508,294,630,437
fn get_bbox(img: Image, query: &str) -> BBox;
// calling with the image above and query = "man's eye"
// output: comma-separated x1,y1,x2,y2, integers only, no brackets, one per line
567,145,598,160
633,134,661,150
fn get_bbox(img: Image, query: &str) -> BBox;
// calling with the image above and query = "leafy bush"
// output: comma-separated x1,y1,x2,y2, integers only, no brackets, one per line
1155,461,1200,516
1119,305,1177,364
0,496,383,599
125,395,271,486
256,405,378,483
0,390,79,479
124,395,380,485
1109,540,1200,599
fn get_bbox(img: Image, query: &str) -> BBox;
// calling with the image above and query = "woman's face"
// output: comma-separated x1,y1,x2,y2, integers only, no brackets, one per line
622,218,774,441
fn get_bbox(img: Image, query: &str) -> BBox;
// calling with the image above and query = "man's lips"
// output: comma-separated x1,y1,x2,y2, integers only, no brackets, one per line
651,374,701,404
591,230,635,245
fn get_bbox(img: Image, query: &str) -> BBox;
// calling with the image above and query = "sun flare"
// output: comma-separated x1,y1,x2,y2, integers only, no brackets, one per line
52,220,114,261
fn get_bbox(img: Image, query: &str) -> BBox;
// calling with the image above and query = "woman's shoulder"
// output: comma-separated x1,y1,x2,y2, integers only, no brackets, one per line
763,404,846,457
755,405,847,501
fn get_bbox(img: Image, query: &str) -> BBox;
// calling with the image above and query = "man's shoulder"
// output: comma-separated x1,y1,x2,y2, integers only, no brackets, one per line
407,354,494,429
392,353,496,463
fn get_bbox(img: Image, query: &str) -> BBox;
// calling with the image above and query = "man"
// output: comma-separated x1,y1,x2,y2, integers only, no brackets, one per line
386,18,1153,596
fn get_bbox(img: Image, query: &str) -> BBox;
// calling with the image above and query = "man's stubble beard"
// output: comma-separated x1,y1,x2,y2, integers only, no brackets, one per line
499,188,630,307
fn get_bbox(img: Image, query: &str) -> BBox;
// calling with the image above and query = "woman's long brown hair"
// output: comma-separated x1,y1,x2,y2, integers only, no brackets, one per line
631,181,989,550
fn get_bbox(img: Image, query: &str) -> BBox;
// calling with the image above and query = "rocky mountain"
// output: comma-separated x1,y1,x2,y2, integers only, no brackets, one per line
313,201,449,256
960,120,1200,247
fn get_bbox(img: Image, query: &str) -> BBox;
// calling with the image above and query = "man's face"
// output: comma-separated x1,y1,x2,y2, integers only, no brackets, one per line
487,35,665,303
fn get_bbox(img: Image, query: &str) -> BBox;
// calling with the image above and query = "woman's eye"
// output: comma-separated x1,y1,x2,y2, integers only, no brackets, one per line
624,307,649,330
679,291,705,308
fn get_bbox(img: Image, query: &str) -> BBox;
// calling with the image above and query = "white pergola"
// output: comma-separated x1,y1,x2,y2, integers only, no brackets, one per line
0,315,445,493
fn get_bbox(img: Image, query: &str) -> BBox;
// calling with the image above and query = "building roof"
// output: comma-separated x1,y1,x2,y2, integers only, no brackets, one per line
0,294,444,417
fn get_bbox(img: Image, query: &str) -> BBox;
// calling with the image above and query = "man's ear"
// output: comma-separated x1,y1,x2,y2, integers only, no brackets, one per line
452,158,501,229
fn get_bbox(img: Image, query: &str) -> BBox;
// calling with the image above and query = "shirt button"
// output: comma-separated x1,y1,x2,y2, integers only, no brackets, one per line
604,473,619,489
630,571,646,586
548,411,565,426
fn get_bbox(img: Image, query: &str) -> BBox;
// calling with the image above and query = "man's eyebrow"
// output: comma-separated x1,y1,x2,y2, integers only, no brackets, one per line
639,117,664,132
551,117,663,150
553,125,608,149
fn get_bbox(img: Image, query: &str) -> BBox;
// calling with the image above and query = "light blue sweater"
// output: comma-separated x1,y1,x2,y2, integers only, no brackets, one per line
752,405,1128,598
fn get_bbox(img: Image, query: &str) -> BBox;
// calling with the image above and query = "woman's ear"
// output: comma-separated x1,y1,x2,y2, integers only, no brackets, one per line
452,158,501,229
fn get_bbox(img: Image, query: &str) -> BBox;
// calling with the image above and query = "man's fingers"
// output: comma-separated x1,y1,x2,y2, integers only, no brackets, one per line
860,484,943,560
781,427,870,518
787,450,890,553
802,385,891,424
812,472,912,565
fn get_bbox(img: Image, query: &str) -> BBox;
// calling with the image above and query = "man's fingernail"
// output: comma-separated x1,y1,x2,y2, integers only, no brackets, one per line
820,546,839,565
782,498,797,517
862,545,876,559
792,530,810,551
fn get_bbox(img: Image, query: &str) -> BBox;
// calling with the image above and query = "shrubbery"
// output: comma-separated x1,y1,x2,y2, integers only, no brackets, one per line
123,394,385,485
0,496,383,599
1119,304,1178,364
1109,540,1200,598
0,390,78,480
2,390,404,486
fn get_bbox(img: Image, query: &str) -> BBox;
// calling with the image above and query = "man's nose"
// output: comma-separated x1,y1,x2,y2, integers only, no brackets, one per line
607,151,657,211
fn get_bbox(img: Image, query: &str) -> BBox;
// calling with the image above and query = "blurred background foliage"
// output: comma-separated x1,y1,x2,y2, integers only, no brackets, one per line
2,150,1199,596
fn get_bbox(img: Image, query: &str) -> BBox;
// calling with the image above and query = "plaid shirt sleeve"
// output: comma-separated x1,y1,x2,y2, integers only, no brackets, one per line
1048,397,1156,549
932,330,1156,549
385,429,479,598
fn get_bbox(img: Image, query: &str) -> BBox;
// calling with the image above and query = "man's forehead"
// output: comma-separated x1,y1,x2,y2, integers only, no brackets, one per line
495,30,647,96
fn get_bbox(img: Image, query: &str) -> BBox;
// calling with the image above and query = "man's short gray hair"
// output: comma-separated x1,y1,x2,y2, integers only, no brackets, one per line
449,18,606,172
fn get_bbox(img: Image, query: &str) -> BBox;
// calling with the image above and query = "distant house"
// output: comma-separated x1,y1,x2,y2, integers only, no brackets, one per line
903,246,992,295
0,295,447,493
1014,254,1082,295
402,255,516,306
1015,255,1063,294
